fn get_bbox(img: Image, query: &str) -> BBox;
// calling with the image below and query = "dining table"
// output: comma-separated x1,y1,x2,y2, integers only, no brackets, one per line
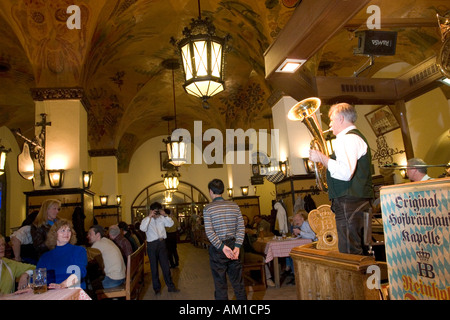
253,236,312,288
0,287,92,300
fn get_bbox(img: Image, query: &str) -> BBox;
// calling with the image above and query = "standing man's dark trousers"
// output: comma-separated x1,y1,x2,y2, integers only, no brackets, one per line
331,196,371,255
147,239,176,292
166,231,179,267
208,239,246,300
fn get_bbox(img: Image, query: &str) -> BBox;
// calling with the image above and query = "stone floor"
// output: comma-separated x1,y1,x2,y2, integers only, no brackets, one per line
140,242,297,300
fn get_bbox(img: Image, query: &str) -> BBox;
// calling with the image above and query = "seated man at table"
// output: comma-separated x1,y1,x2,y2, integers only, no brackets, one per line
252,215,273,238
87,225,126,291
108,224,132,262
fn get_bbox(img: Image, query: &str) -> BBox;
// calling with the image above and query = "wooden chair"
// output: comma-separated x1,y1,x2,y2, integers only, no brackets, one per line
96,243,145,300
242,252,266,291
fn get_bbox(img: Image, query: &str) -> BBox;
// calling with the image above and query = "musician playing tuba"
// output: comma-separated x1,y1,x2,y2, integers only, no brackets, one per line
308,102,374,255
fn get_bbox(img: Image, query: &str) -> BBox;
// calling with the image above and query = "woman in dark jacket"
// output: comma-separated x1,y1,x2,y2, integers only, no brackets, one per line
30,199,61,259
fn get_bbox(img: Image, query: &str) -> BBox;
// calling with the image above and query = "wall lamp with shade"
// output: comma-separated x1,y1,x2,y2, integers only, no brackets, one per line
171,0,229,109
82,171,93,189
325,132,336,155
303,158,315,174
399,169,408,179
99,195,109,206
47,169,65,188
240,186,249,196
0,143,11,176
227,188,233,198
116,195,122,206
13,114,49,186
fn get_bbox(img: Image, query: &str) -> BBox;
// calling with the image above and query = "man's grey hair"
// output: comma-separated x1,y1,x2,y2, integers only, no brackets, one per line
407,158,427,174
328,103,357,123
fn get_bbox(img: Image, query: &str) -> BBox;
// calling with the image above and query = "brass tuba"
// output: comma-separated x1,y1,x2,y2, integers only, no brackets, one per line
288,97,329,191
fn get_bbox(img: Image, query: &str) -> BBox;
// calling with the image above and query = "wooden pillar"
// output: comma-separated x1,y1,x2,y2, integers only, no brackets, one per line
390,100,414,159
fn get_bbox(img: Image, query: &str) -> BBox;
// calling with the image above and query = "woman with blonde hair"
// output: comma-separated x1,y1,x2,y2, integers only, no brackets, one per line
36,219,88,289
30,199,61,259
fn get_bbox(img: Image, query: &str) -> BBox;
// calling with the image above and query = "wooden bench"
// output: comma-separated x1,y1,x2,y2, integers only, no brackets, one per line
96,243,145,300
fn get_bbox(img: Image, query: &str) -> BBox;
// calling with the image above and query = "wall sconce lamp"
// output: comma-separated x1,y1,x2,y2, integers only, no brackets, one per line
227,188,233,198
303,158,315,174
13,113,50,186
325,133,336,155
47,169,65,188
82,171,93,189
99,195,109,206
0,143,11,176
240,186,249,196
279,160,288,176
116,195,122,206
399,169,408,179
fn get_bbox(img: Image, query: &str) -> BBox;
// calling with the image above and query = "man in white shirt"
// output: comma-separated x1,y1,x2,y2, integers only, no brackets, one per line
87,225,126,290
140,202,179,295
407,158,432,182
309,102,374,255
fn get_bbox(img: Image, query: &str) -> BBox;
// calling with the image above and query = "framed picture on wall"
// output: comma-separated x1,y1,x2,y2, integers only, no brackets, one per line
365,105,400,136
160,151,170,171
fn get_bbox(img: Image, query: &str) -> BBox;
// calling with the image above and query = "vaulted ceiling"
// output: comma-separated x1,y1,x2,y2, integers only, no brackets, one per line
0,0,449,172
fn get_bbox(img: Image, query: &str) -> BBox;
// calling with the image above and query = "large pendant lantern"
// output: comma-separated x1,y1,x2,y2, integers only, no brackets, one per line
173,1,228,108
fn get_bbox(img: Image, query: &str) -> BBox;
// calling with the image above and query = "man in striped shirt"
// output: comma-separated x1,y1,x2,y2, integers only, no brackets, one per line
203,178,246,300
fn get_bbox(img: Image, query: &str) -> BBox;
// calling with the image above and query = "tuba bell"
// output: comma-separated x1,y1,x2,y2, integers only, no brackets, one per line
288,97,329,191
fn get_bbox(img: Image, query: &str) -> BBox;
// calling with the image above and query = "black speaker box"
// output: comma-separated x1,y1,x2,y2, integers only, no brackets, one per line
353,30,397,56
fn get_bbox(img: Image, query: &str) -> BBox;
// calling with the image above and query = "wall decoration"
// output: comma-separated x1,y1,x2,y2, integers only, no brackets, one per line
365,105,400,136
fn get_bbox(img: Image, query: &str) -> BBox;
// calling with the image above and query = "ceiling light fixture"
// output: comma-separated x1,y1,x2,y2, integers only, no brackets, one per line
162,59,187,167
162,169,180,192
171,0,228,109
275,58,306,73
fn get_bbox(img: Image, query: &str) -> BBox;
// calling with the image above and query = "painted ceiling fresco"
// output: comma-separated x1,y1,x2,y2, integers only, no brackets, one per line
0,0,448,172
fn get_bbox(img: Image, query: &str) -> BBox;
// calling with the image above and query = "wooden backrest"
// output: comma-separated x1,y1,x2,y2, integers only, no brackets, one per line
125,243,145,299
308,204,338,251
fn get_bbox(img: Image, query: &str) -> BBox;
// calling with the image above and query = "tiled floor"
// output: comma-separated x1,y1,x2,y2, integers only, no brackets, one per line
140,242,297,300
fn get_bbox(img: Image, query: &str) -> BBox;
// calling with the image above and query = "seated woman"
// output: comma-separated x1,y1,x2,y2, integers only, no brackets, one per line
36,219,88,289
0,234,35,295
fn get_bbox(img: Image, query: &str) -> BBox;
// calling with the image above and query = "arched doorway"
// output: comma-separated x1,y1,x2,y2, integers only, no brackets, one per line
131,181,209,242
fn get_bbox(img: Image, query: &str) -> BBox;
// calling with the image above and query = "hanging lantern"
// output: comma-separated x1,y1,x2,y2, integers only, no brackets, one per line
172,3,228,108
162,170,180,192
162,60,188,166
164,190,173,203
165,136,187,167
